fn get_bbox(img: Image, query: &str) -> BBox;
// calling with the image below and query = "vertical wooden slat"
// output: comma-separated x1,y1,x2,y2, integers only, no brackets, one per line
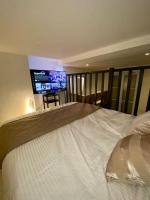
146,90,150,111
68,75,71,102
89,73,92,97
124,70,132,113
65,75,68,103
134,69,144,115
84,73,87,103
101,72,105,106
76,74,78,102
108,68,114,108
80,74,82,102
115,70,122,110
95,72,98,105
72,75,74,102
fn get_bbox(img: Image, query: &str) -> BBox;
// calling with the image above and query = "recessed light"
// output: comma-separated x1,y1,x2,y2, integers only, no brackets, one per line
86,63,89,66
145,52,150,56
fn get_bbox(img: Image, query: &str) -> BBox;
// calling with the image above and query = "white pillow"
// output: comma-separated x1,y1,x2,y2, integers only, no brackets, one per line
129,111,150,135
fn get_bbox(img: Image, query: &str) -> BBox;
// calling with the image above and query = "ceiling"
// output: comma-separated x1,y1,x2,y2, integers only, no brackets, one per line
0,0,150,67
65,44,150,69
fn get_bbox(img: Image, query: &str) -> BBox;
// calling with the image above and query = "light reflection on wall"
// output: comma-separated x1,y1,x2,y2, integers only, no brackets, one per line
28,56,64,71
26,97,35,114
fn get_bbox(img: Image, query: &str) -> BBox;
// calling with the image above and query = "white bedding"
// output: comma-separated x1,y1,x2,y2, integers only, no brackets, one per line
2,108,150,200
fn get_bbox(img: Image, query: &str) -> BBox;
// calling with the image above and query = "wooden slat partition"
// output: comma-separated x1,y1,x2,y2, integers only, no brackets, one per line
89,73,92,97
115,70,122,110
80,74,82,102
107,68,114,108
66,65,150,115
76,74,78,102
101,72,105,106
95,72,98,105
84,73,87,103
65,75,68,103
133,69,144,115
68,75,71,102
124,69,132,113
71,75,74,102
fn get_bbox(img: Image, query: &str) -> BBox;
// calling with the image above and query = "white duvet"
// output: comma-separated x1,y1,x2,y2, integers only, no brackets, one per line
2,108,150,200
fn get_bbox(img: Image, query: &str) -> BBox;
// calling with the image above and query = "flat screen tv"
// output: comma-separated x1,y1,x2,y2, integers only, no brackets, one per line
30,70,66,94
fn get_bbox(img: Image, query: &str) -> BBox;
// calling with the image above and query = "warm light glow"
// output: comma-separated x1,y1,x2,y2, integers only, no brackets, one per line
26,98,35,114
86,63,89,66
145,52,150,56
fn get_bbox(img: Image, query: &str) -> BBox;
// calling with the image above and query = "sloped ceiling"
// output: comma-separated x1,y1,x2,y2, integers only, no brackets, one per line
0,0,150,67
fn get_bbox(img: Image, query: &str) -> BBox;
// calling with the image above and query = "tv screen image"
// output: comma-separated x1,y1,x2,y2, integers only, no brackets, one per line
35,83,42,91
30,70,66,94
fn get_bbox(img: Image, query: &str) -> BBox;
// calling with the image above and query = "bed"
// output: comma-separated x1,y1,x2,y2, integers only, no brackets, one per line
1,103,150,200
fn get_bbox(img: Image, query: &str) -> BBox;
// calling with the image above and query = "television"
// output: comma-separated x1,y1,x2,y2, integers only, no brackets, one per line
30,70,66,94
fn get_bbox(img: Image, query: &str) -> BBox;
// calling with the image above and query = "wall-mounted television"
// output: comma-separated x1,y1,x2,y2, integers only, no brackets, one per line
30,70,66,94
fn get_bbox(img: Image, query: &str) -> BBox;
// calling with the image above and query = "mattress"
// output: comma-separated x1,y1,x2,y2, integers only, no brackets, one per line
2,108,150,200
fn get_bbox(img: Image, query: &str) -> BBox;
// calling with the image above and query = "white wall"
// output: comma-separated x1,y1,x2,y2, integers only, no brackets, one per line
0,52,35,123
28,56,64,71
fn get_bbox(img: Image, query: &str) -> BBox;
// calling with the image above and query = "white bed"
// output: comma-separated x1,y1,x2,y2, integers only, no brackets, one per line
2,107,150,200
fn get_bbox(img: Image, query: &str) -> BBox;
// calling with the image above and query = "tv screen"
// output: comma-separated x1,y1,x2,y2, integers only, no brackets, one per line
30,70,66,94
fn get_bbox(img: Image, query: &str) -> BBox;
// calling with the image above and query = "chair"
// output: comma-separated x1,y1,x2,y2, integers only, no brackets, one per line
43,92,60,109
